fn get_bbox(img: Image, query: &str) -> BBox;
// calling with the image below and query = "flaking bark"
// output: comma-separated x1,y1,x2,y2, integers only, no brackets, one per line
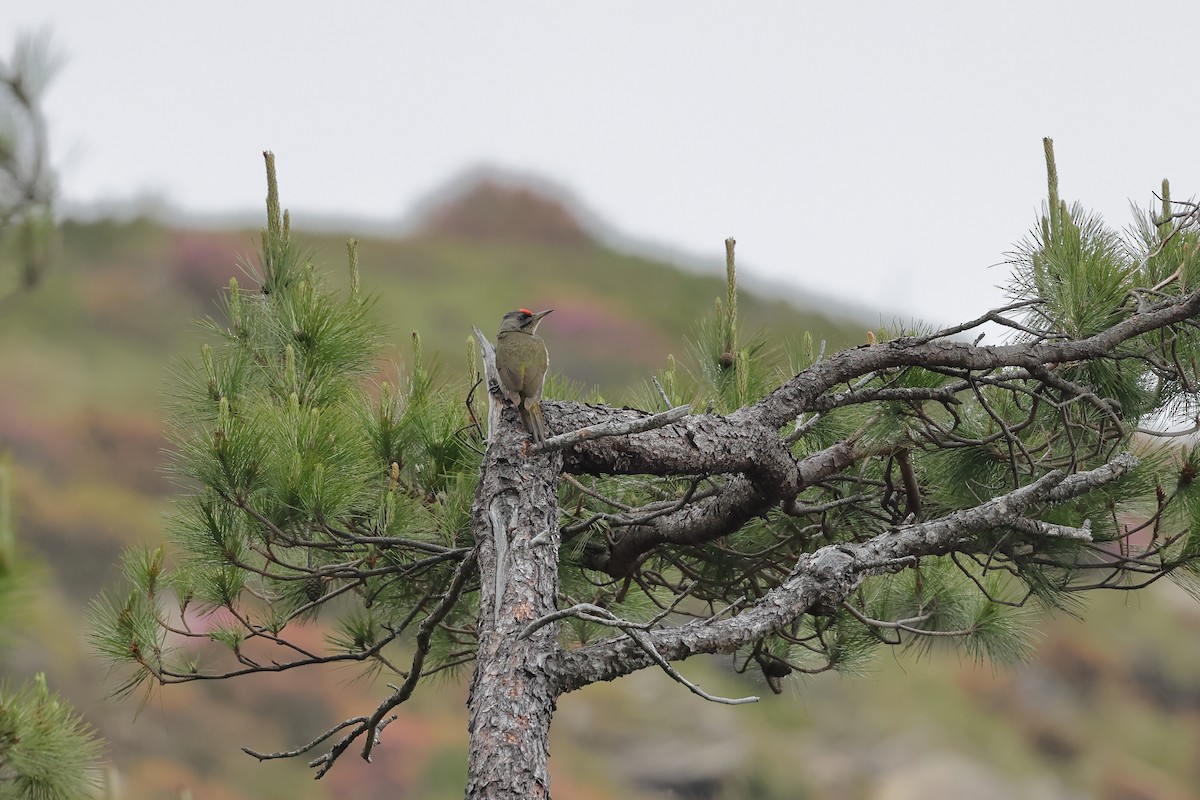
465,405,564,799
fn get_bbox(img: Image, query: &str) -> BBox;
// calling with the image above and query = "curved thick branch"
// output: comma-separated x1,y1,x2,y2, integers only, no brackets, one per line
583,438,862,575
746,289,1200,429
551,291,1200,476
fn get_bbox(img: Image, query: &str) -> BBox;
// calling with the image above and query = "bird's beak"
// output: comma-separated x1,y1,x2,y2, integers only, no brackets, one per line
532,309,553,323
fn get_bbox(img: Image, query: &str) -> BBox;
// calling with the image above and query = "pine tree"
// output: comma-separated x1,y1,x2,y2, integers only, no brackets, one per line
93,144,1200,798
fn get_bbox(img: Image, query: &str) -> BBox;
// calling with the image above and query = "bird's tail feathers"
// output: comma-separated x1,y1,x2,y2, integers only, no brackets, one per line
521,401,547,443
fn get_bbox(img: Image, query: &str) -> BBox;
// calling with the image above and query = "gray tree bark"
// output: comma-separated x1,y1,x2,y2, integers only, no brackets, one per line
465,405,563,799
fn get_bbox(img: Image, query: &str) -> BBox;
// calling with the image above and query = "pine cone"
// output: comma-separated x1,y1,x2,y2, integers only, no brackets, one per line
303,574,326,603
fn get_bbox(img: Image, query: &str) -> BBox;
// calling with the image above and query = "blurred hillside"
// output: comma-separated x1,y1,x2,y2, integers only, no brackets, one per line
1,181,1199,799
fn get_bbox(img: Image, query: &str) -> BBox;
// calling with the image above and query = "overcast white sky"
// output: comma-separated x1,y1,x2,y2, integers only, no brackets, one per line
10,1,1200,324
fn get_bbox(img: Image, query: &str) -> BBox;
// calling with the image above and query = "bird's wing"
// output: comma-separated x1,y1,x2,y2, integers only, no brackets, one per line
494,341,525,406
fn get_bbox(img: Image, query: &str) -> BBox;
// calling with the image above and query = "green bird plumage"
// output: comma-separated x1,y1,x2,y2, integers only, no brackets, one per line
495,308,552,442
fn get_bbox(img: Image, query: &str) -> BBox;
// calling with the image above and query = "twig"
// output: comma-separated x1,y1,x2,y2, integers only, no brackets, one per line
784,411,822,444
563,475,634,512
520,603,757,705
1008,516,1093,542
701,595,747,624
302,549,478,777
647,580,700,626
518,603,641,640
1137,416,1200,438
531,405,690,454
628,624,758,705
652,376,672,408
243,717,370,761
840,602,975,642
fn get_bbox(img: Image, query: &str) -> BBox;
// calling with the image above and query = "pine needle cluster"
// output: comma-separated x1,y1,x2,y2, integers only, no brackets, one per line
0,674,104,800
90,153,483,701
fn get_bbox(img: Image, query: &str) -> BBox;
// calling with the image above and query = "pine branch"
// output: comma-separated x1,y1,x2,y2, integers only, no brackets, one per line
547,286,1200,576
555,454,1137,693
752,287,1200,430
531,405,690,454
244,549,478,778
